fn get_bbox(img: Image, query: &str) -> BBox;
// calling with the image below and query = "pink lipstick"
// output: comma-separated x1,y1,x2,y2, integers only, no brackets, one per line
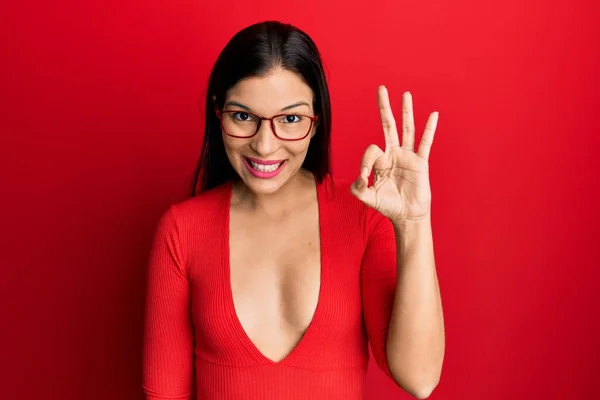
243,156,285,179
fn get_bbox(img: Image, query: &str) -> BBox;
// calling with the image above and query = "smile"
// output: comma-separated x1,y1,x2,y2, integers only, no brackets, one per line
244,157,286,178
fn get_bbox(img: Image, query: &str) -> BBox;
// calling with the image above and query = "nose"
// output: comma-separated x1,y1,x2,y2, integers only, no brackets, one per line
250,119,278,155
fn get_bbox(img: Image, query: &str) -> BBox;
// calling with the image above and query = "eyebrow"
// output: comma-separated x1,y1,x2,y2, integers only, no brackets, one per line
223,101,311,112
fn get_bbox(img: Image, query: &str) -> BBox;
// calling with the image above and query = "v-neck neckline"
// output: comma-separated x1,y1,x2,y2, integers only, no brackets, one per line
220,175,328,366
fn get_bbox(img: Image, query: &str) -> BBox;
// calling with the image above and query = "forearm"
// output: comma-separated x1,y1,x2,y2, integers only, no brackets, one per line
386,215,445,399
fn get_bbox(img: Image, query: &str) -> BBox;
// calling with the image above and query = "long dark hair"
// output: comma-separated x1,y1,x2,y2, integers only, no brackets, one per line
190,20,332,196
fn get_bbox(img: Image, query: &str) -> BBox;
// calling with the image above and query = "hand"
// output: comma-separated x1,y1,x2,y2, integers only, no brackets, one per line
351,86,439,224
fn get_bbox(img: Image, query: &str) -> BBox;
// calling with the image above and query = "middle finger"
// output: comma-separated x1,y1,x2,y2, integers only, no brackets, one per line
402,91,415,151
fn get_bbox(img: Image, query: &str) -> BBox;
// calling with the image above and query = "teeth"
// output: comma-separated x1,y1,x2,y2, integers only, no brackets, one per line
249,160,282,172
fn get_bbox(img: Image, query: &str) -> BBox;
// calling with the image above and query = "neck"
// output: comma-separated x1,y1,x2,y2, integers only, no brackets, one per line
232,169,316,218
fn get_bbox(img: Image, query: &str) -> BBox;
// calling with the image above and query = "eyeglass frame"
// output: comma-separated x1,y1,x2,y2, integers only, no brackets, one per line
215,108,319,141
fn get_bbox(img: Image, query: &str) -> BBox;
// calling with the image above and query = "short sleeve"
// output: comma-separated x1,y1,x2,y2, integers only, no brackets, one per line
360,208,398,379
142,206,194,400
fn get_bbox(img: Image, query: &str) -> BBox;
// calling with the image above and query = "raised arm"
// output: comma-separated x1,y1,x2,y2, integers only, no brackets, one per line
360,209,398,379
361,209,444,400
353,86,444,399
142,206,194,400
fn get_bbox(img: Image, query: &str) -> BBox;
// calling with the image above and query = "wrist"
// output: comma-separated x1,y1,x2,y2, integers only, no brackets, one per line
391,213,431,229
392,214,433,254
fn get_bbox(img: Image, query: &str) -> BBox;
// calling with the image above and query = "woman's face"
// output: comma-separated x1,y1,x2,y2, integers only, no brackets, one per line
221,68,317,195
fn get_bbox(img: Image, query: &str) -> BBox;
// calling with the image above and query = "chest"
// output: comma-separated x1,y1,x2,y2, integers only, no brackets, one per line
228,202,321,345
186,190,369,366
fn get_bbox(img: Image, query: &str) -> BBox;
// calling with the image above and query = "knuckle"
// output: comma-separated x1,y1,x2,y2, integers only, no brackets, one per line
420,137,433,146
366,144,380,152
381,120,396,129
364,144,383,160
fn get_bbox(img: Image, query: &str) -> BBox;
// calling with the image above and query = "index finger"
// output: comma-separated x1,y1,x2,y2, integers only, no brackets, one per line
378,85,400,147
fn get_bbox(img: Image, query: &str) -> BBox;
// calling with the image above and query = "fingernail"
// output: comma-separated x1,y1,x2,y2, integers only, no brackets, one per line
360,166,369,177
357,176,365,188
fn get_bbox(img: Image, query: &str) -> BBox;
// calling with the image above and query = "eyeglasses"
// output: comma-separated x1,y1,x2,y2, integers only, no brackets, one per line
215,109,319,141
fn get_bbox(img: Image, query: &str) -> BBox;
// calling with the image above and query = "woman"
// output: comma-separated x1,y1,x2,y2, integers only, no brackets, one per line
142,20,445,400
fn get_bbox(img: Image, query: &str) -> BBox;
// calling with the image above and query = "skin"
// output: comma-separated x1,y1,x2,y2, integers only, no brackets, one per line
350,87,445,398
224,67,321,363
222,68,444,398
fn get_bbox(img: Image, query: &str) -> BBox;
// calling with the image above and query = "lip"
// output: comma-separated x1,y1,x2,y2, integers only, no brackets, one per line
243,157,285,179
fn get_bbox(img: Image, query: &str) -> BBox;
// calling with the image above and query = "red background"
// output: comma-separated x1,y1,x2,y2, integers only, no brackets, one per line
1,0,599,399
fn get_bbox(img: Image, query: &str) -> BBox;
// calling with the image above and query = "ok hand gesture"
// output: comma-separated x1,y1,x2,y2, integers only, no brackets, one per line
351,86,439,224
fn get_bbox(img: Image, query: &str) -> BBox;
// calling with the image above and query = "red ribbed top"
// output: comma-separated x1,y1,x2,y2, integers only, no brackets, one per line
142,174,398,399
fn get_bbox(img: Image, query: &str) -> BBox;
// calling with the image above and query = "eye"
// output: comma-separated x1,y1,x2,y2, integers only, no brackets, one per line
231,112,251,121
282,115,302,123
